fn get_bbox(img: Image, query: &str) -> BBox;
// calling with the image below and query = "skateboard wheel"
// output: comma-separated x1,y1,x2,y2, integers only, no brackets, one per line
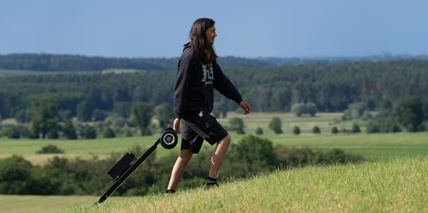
160,129,178,149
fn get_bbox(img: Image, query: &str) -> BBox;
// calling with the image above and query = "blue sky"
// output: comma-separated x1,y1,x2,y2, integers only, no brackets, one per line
1,0,427,58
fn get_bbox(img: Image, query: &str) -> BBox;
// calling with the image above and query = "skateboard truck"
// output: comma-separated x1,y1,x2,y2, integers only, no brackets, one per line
93,127,178,206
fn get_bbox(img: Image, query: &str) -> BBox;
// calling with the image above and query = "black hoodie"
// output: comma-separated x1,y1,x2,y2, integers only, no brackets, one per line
173,42,243,118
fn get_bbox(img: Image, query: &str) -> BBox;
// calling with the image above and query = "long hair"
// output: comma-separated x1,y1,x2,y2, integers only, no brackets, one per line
189,18,217,64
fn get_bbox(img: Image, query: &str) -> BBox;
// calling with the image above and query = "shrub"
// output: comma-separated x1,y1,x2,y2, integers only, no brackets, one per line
62,120,77,139
312,126,321,134
229,117,245,135
255,127,263,135
331,126,339,134
103,127,116,138
1,125,20,139
351,123,361,133
80,126,97,139
366,123,380,133
340,128,349,134
293,126,301,135
37,145,64,154
269,117,283,134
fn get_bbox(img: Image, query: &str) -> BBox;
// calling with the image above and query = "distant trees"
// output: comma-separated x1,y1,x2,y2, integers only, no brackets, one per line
155,103,175,129
1,59,428,120
131,102,155,136
396,96,424,132
29,98,58,139
62,120,77,139
291,102,318,117
229,117,245,134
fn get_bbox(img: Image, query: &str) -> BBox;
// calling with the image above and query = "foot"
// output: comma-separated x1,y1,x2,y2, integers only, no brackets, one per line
164,189,176,197
204,182,219,189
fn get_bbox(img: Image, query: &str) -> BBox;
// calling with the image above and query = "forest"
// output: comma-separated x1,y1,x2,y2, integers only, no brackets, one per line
1,56,428,121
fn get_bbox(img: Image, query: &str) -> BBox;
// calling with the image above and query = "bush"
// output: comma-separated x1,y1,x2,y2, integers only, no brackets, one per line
312,126,321,134
274,145,366,169
62,120,77,139
0,155,37,194
255,127,263,135
17,125,39,139
1,125,20,139
80,126,97,139
37,145,64,154
322,148,365,164
124,128,134,137
293,126,300,135
230,135,277,173
291,102,318,117
340,128,349,134
269,117,283,134
366,123,380,133
229,117,245,135
103,127,116,138
351,123,361,133
331,126,339,134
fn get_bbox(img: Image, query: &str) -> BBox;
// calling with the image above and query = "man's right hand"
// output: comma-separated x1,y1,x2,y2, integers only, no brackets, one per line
173,118,181,133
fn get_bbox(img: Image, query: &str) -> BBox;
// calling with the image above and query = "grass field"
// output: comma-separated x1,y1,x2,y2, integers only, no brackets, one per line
0,69,61,77
1,132,428,166
1,112,428,165
217,112,358,135
2,155,425,213
1,112,428,213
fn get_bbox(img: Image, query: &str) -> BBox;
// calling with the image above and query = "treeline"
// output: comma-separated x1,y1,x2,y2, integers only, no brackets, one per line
0,135,365,196
2,53,428,72
1,59,428,120
0,53,271,72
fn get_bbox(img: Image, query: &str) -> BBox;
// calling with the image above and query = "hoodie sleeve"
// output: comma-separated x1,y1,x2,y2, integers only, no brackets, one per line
213,62,243,105
174,49,197,118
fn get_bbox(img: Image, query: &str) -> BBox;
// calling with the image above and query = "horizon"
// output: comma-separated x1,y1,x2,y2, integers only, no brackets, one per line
1,0,427,58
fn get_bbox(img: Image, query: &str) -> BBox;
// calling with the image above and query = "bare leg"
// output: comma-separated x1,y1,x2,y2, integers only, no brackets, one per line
209,135,231,179
167,149,194,190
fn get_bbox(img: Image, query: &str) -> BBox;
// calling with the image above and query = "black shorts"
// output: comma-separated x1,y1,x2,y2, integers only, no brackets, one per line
180,110,229,154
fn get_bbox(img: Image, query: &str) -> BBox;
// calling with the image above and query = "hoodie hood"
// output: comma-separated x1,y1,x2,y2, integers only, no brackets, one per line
183,42,192,51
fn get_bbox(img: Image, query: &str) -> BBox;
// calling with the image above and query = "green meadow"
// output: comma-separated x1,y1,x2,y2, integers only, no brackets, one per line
0,69,58,77
1,112,428,165
1,112,428,213
1,132,428,166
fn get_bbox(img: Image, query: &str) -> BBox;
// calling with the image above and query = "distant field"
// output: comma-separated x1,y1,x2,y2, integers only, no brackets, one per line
1,112,427,165
218,112,356,135
0,69,60,77
1,132,428,165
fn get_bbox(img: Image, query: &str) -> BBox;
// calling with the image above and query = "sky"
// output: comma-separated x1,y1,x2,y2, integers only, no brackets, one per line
1,0,427,58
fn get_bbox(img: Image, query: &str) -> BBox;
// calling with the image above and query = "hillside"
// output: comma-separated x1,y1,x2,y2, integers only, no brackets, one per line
51,156,427,213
